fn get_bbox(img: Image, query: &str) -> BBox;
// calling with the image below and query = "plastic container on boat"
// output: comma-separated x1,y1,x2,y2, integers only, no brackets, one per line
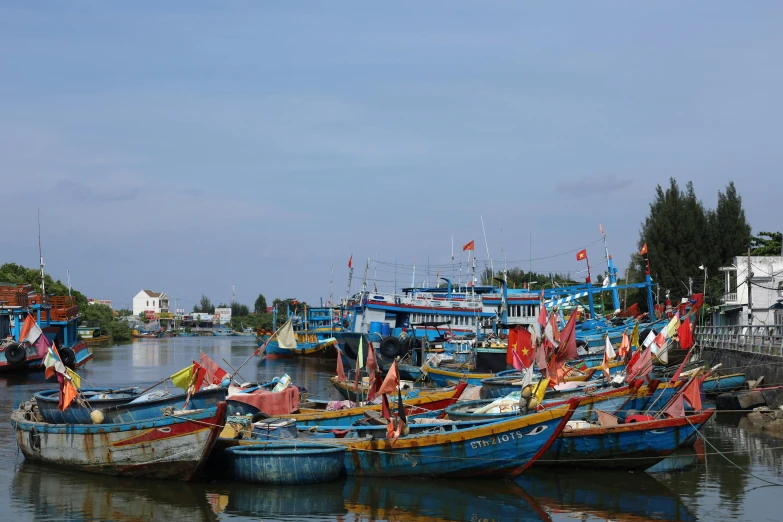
369,322,383,335
380,323,391,337
251,418,298,440
226,443,347,484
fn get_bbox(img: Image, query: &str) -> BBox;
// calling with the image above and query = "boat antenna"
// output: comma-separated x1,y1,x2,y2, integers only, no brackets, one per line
451,236,455,287
345,253,354,305
481,215,493,281
67,270,71,296
38,208,45,294
329,263,334,307
600,224,621,311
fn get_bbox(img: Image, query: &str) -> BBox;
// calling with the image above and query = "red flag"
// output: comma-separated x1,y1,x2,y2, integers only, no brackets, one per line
654,331,667,348
576,249,587,261
511,349,525,372
556,311,579,363
365,341,379,375
663,394,685,418
59,379,78,411
348,255,353,269
192,364,206,392
506,328,518,365
378,360,400,395
336,349,347,382
691,293,704,310
682,376,703,411
199,352,228,386
536,339,550,374
462,240,475,251
639,243,648,256
381,393,391,421
537,302,548,328
625,347,653,383
678,317,693,349
548,313,561,343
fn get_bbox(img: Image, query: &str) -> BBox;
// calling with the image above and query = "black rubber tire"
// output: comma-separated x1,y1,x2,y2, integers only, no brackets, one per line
379,337,402,359
59,347,76,369
250,412,269,423
5,343,26,364
342,339,358,360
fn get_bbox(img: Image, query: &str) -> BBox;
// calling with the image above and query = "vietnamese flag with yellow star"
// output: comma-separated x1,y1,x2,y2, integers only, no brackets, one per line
507,326,534,369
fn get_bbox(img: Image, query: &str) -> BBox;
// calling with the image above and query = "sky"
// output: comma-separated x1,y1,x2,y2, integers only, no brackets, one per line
1,2,781,311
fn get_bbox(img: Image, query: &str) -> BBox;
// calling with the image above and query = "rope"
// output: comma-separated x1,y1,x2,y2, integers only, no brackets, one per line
684,415,783,487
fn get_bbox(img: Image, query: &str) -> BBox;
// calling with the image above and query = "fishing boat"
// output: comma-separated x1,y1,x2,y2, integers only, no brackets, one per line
479,367,614,399
337,397,578,477
447,385,636,422
0,284,92,373
261,307,343,358
269,382,468,427
11,400,227,480
77,326,111,345
330,374,457,403
225,443,347,484
34,387,227,424
536,408,714,470
701,372,747,395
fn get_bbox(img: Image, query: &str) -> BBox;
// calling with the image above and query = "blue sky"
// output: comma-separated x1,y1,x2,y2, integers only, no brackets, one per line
1,2,780,311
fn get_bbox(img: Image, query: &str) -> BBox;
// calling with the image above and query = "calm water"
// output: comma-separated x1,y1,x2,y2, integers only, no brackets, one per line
2,337,783,522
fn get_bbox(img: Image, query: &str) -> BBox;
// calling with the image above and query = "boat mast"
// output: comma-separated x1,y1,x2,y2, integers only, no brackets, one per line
481,215,493,282
600,224,621,311
38,208,45,294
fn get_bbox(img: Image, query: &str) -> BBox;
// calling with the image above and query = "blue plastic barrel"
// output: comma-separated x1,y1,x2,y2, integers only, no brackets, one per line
369,322,383,335
380,323,391,337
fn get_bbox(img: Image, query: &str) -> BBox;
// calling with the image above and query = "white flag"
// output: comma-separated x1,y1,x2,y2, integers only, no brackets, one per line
275,319,298,350
604,336,616,360
642,330,656,349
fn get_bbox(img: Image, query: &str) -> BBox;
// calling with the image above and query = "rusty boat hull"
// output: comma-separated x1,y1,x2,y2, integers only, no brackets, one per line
11,402,226,481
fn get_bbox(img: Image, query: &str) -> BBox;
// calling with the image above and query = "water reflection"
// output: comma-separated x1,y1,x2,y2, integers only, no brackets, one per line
12,461,217,522
516,469,696,521
211,480,347,519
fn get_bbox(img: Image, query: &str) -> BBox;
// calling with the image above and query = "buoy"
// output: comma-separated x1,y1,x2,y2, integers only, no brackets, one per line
527,398,539,410
521,386,533,400
90,410,105,424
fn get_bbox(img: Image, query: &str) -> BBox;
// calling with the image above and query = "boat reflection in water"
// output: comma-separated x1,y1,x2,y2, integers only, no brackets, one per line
11,462,216,522
516,469,697,522
341,476,551,522
208,479,346,518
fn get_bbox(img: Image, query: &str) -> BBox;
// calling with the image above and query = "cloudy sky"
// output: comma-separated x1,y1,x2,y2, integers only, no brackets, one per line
1,2,780,310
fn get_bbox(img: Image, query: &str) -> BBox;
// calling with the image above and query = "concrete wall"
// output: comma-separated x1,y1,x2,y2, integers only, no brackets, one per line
704,347,783,385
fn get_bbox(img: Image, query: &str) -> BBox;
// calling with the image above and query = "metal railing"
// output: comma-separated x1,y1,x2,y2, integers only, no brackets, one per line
721,292,738,303
696,324,783,357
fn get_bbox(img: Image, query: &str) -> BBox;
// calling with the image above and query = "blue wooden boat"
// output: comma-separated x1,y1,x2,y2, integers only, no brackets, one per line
226,443,346,484
32,387,139,423
260,307,343,359
0,285,93,373
338,397,579,477
701,373,746,395
536,408,714,470
11,401,227,480
35,387,227,424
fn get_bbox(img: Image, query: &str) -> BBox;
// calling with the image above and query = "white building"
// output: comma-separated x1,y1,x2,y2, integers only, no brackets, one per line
714,256,783,326
132,290,170,318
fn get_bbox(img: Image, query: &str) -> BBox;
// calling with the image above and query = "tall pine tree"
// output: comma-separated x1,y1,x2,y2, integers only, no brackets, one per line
713,181,751,264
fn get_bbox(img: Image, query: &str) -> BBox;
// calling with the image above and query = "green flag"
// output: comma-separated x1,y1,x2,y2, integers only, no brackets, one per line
171,364,194,391
357,337,364,368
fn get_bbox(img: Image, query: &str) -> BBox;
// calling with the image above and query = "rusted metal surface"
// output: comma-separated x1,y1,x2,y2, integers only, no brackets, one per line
10,402,226,481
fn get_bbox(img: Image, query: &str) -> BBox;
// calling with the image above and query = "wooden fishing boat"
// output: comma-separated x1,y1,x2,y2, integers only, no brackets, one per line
225,443,347,484
33,388,140,423
701,373,746,395
421,364,497,386
330,375,455,403
11,401,227,480
338,397,579,477
480,373,609,400
34,387,227,424
270,382,468,427
447,386,635,422
535,409,714,470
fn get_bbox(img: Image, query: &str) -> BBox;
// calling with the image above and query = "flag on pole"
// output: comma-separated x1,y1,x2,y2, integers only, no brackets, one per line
348,255,353,269
618,331,631,359
462,240,475,251
678,317,693,349
171,364,196,391
665,312,681,339
631,323,640,348
576,249,587,261
639,243,648,256
199,352,228,386
336,348,347,382
378,360,400,395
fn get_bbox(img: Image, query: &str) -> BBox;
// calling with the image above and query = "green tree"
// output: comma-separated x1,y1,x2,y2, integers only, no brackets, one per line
254,293,268,314
193,294,214,314
713,181,752,264
751,231,783,256
230,302,250,317
116,308,133,317
80,304,131,342
0,263,88,309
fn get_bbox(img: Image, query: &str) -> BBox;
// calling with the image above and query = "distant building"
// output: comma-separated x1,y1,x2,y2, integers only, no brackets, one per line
214,307,232,325
88,298,112,308
712,256,783,326
132,290,170,318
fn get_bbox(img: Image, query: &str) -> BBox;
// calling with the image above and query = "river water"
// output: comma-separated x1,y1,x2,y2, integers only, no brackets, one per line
1,337,782,521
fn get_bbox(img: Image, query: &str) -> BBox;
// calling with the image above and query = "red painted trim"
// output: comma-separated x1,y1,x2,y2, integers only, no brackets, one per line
516,396,580,474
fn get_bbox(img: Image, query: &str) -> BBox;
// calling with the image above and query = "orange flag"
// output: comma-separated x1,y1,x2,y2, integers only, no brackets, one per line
336,349,347,382
59,379,78,411
462,240,475,251
682,376,703,411
378,360,400,395
618,331,631,359
639,243,648,256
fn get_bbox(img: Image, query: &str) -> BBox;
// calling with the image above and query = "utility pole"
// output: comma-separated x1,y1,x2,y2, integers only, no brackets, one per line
747,248,753,327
